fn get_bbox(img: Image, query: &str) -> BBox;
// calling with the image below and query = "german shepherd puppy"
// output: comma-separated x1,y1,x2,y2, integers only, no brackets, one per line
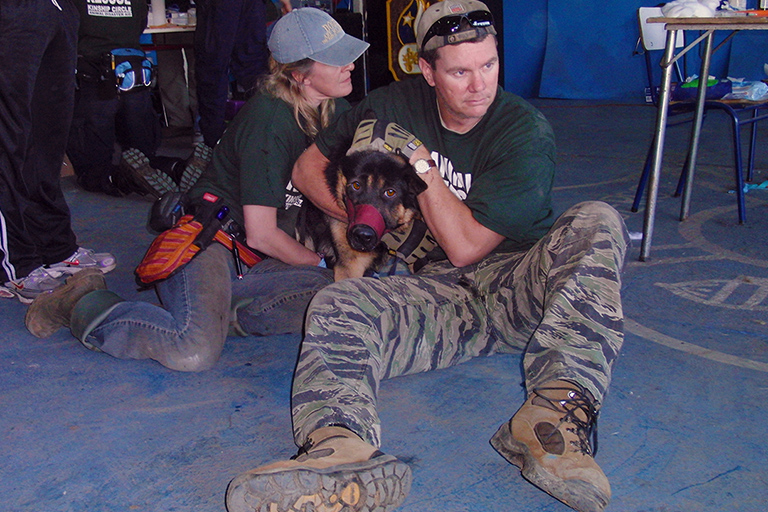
298,148,427,281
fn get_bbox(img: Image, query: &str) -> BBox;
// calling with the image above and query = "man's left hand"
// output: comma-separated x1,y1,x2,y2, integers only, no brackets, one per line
348,119,425,161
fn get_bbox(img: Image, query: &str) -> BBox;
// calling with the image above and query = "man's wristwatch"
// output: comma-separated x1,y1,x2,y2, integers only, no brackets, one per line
413,158,436,174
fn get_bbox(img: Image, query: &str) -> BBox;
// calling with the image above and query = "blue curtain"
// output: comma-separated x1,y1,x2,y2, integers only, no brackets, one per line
501,0,549,98
503,0,768,100
727,31,768,79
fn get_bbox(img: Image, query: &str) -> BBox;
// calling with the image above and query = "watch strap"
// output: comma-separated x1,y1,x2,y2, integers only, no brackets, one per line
415,159,437,174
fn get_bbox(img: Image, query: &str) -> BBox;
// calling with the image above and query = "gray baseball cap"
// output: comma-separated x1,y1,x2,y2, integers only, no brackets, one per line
416,0,496,52
268,8,370,66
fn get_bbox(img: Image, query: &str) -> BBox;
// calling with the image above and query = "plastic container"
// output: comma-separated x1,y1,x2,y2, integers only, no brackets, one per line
674,79,732,101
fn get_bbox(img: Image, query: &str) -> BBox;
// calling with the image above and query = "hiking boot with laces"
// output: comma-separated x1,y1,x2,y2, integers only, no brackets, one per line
47,247,117,274
490,380,610,512
6,266,70,304
179,142,212,192
226,426,412,512
119,148,179,199
25,268,107,338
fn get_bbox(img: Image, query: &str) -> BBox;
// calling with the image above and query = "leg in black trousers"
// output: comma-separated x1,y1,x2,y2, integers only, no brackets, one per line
0,0,80,282
194,0,267,148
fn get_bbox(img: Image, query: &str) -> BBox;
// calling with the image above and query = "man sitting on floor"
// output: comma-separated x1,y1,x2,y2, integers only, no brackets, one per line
225,2,629,512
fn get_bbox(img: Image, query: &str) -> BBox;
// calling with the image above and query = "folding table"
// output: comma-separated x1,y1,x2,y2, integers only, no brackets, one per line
640,15,768,261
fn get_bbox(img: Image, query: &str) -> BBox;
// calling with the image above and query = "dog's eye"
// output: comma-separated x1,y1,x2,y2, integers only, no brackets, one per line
383,188,397,198
349,181,361,191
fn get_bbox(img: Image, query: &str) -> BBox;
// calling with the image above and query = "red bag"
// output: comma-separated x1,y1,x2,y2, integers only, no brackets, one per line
135,193,261,286
134,214,209,286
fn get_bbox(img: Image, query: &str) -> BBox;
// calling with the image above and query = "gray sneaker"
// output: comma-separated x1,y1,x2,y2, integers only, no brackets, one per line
47,247,117,274
6,266,70,304
5,248,115,304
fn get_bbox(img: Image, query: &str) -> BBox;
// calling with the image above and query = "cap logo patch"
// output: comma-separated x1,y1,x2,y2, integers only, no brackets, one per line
448,4,468,14
321,21,342,43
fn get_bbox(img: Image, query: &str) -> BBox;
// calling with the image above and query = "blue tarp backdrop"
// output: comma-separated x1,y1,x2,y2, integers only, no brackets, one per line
503,0,768,101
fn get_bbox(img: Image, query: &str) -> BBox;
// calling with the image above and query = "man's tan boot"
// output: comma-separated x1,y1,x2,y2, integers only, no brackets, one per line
226,426,412,512
25,268,106,338
490,380,610,512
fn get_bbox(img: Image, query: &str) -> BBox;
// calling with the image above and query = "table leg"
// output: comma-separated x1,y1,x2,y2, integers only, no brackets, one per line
679,30,714,221
640,29,679,261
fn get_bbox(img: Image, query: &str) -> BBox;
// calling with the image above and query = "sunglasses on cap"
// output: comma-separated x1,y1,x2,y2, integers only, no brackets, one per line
420,10,495,51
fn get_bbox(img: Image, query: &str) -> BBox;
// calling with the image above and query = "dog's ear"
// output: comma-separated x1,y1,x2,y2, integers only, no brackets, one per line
328,137,354,162
324,140,354,192
324,157,348,212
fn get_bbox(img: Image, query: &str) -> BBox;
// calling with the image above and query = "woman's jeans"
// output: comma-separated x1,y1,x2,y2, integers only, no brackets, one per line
86,244,333,371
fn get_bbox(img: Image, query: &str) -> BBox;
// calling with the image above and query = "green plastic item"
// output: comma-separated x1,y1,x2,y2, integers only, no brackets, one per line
681,77,719,88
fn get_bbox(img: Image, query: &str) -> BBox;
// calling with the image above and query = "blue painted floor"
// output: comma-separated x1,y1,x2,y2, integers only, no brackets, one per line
3,101,767,511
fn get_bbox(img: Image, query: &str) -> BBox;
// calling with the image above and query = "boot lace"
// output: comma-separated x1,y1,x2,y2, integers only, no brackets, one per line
292,438,315,460
532,382,600,456
291,426,351,461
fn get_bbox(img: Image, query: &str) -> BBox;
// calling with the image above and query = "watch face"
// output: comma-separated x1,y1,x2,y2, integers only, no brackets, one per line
415,160,430,174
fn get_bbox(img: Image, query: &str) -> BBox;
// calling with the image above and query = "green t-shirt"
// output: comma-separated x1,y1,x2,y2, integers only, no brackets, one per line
315,77,556,253
192,93,350,236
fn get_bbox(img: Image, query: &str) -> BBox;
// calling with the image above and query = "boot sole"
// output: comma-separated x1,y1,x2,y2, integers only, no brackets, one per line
179,143,212,192
121,149,178,198
490,421,609,512
226,454,412,512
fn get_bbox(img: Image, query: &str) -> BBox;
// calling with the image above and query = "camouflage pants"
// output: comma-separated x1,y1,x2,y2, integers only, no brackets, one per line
292,201,629,447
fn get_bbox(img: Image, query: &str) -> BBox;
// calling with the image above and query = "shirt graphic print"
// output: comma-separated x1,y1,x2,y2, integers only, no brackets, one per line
87,0,133,18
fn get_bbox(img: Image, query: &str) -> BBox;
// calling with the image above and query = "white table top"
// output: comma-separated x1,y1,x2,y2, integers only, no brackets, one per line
145,24,196,34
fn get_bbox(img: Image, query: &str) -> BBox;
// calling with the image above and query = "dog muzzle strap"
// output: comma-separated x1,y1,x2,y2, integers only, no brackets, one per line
345,198,389,241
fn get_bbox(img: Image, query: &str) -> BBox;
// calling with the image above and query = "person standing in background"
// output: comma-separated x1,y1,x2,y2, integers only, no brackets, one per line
194,0,291,149
155,32,199,142
67,0,163,196
0,0,116,303
153,0,200,144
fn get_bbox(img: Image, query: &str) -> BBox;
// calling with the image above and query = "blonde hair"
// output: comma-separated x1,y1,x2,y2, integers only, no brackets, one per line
259,56,337,139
